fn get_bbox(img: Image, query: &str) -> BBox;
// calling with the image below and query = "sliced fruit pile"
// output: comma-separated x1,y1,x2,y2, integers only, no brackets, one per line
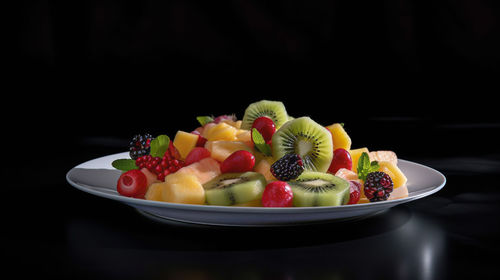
112,100,408,207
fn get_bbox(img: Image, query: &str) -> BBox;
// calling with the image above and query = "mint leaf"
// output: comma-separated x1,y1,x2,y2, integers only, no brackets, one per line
112,159,138,171
196,116,214,126
357,152,379,180
150,135,170,157
252,128,272,156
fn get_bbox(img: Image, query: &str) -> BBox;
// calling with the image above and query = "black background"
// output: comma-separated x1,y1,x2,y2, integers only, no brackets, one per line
5,1,500,279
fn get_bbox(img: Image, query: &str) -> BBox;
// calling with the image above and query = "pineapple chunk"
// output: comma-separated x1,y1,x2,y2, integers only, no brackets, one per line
326,123,352,150
145,182,164,201
205,140,253,162
378,161,407,189
162,172,206,204
236,129,253,148
202,122,238,141
350,147,369,173
173,131,199,160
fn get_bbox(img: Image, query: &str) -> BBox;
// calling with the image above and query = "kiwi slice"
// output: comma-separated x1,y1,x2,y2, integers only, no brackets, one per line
288,171,350,207
203,172,267,206
272,117,333,172
241,100,289,130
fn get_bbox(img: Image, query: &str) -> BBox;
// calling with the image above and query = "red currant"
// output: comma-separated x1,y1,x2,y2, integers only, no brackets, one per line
262,181,294,207
251,116,276,145
328,148,353,174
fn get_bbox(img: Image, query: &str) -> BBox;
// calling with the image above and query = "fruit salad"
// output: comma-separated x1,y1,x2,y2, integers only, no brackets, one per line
112,100,409,207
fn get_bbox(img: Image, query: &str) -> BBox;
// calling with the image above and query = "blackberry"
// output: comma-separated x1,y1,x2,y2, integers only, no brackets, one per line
129,134,153,160
270,154,305,181
364,171,394,202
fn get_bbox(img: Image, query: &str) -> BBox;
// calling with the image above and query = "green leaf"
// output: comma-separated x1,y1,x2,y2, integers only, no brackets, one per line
150,135,170,157
357,152,379,180
112,159,138,171
252,128,272,156
196,116,214,126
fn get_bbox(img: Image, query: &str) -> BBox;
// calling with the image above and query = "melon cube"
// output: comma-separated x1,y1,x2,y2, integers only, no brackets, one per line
378,160,407,189
140,168,161,187
176,157,221,184
334,168,358,181
173,130,199,160
202,122,238,141
388,184,408,200
162,172,206,204
326,123,352,150
369,151,398,166
350,147,369,173
205,140,254,162
254,156,276,182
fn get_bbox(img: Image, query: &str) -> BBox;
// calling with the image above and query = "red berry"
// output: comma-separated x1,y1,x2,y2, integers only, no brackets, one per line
191,131,208,147
348,180,361,204
251,116,276,145
117,169,148,198
185,147,211,165
167,141,182,160
220,150,255,173
328,148,353,174
262,181,294,207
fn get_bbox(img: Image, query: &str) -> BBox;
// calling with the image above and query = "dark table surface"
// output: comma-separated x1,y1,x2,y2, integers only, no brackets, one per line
4,94,500,280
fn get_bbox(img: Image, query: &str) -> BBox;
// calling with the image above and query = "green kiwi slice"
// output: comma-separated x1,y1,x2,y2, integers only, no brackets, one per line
288,171,350,207
272,117,333,172
203,172,267,206
241,100,289,130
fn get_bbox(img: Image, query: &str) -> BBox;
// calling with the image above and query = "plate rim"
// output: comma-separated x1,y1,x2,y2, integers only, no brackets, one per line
66,152,446,213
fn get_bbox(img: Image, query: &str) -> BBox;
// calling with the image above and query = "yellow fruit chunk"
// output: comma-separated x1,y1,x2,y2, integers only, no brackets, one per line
205,140,253,162
145,182,164,201
202,122,238,141
173,131,199,160
326,123,352,150
235,129,253,148
221,119,242,129
162,172,206,204
350,147,369,173
176,157,221,184
369,151,398,166
254,156,276,182
378,161,407,189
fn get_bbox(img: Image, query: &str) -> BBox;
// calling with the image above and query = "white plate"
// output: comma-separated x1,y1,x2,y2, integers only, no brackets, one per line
66,152,446,226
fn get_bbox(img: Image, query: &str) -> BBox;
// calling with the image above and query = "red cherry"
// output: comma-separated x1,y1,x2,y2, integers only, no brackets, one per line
220,150,255,173
262,181,294,207
251,116,276,145
191,130,208,147
348,180,361,204
328,148,353,174
185,147,211,165
117,169,148,198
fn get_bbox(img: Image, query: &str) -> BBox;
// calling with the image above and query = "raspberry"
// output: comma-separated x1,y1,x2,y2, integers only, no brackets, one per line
129,134,153,160
363,171,394,202
270,154,305,181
